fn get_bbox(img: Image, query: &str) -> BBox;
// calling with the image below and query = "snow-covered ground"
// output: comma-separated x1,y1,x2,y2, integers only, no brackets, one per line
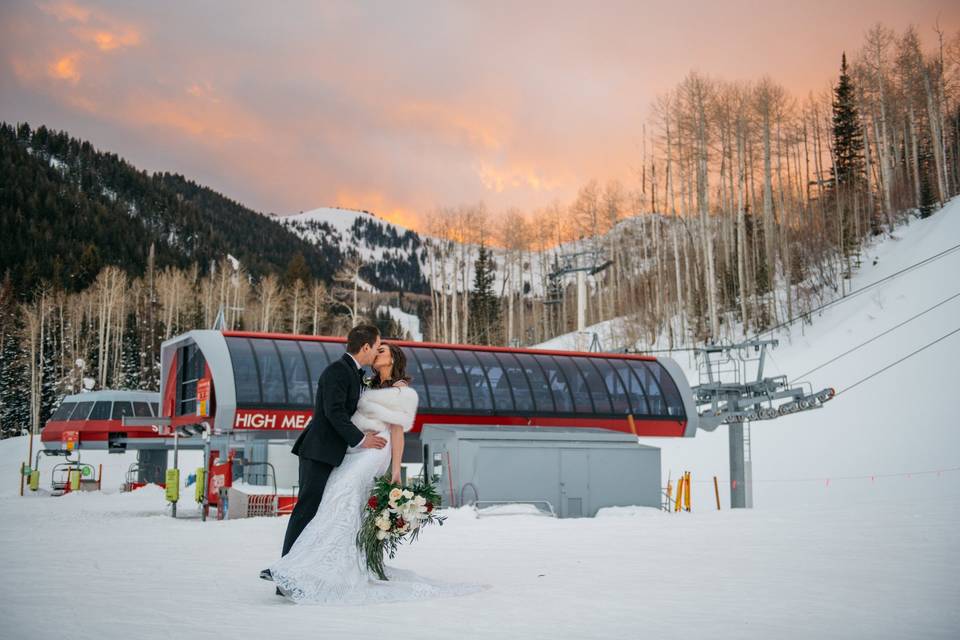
1,203,958,639
0,444,956,639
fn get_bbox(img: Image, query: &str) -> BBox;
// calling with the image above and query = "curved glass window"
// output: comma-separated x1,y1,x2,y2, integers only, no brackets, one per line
89,401,112,421
411,348,450,409
399,346,430,406
434,349,473,410
513,353,555,412
573,358,613,413
645,361,686,417
276,340,312,406
628,360,663,414
498,352,534,413
473,351,514,412
612,361,649,414
456,350,493,411
111,401,134,420
587,359,632,414
69,401,94,421
536,356,574,412
51,402,76,421
553,356,593,412
227,337,261,404
251,339,286,404
133,401,153,417
625,360,685,417
299,341,331,388
320,342,348,368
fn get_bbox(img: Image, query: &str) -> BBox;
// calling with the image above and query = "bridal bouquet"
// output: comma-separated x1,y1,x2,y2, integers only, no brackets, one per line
357,475,445,580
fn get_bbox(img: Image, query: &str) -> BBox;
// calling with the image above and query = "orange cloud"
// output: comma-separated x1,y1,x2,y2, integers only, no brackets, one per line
39,0,91,24
48,53,81,83
85,28,141,51
390,100,504,151
334,190,421,230
475,160,561,194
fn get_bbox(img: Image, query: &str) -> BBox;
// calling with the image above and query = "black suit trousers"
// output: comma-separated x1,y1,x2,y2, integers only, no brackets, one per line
281,456,334,556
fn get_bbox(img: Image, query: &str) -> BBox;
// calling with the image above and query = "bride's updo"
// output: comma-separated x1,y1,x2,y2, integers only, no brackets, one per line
372,343,412,388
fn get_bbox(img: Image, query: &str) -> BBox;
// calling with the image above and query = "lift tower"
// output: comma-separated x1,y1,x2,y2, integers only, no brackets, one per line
546,248,612,351
689,339,836,508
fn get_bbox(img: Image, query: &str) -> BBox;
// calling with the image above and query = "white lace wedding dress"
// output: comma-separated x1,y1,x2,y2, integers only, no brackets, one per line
269,385,483,605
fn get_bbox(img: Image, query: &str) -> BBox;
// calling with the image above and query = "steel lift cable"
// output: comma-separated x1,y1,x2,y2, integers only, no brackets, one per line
793,290,960,381
834,325,960,397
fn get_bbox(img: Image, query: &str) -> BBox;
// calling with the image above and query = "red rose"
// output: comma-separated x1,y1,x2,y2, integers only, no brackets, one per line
425,501,434,513
367,496,378,510
396,516,406,528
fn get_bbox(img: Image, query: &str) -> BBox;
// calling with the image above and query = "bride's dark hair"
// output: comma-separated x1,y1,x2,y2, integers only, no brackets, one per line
372,343,412,388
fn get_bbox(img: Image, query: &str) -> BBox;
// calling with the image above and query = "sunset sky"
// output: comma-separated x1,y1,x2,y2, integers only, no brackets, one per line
1,1,957,229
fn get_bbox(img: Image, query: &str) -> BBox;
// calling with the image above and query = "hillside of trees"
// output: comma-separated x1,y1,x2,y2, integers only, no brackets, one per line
0,122,341,296
423,24,960,351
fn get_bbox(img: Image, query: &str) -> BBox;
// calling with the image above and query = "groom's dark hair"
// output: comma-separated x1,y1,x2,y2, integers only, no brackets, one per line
346,324,380,354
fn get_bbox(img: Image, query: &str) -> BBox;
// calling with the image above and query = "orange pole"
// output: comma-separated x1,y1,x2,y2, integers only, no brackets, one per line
98,463,103,491
627,414,638,436
684,472,691,512
713,476,721,510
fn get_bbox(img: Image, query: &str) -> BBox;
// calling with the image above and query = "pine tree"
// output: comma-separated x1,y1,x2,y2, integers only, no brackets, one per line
468,245,500,345
831,52,867,254
0,297,30,438
120,312,142,389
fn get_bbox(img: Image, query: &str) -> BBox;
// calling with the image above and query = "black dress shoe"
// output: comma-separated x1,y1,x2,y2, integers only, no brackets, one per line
260,568,273,582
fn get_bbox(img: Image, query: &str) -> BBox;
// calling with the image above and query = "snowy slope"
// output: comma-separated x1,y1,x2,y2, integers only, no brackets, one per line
0,436,956,639
377,305,424,341
541,199,960,510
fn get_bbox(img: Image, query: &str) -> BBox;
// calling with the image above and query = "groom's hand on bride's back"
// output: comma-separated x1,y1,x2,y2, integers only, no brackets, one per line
359,433,387,449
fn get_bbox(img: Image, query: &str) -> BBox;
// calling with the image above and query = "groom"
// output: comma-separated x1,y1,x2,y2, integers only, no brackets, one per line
261,324,387,585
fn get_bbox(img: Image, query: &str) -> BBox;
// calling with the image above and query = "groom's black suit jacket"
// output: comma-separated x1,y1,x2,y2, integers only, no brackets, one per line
292,353,366,466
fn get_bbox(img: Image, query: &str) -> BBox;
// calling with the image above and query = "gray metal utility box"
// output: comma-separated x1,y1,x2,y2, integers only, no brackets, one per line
420,426,661,518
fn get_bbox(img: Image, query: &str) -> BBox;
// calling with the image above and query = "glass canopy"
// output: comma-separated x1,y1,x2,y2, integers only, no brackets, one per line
224,336,685,419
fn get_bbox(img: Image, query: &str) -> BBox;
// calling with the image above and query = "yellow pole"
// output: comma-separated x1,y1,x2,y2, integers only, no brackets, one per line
674,473,684,512
684,472,691,512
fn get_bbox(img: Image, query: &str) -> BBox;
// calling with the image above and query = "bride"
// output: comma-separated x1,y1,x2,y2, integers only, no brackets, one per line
269,343,480,605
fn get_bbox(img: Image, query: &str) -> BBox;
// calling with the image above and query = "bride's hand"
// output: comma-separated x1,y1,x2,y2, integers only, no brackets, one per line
390,470,402,485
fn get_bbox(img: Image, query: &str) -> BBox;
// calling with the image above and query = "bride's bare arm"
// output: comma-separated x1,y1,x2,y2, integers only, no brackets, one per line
389,424,404,483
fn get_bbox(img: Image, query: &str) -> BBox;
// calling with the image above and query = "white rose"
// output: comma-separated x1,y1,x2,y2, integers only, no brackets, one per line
414,495,426,506
402,489,414,499
376,530,387,540
375,518,391,531
389,488,403,502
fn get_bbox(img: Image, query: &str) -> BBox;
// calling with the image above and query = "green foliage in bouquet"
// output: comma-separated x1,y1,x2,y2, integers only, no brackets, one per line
356,474,445,580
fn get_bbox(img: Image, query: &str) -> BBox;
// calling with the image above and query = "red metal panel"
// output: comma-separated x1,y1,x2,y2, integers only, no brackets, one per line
414,413,686,437
41,419,166,443
225,408,685,437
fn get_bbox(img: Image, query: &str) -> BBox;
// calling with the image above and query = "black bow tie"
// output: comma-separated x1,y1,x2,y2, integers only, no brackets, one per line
357,367,365,378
